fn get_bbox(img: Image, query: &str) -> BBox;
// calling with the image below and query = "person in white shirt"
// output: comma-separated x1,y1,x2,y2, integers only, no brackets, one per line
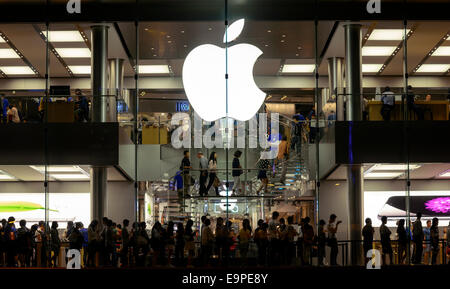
7,104,20,123
380,86,395,121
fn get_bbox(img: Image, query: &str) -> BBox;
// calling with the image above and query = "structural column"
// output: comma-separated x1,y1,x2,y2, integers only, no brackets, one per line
344,23,364,266
327,57,345,121
90,25,109,221
108,58,123,120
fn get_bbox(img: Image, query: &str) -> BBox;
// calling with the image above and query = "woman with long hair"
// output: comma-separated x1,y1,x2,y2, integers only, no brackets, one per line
238,219,252,267
205,151,220,196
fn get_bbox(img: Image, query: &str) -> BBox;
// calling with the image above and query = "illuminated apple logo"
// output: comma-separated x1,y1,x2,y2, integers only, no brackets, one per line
182,19,266,122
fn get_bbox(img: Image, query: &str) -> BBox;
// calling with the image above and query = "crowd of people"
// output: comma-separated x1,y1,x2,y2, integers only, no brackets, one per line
0,212,347,268
363,213,450,266
0,89,89,124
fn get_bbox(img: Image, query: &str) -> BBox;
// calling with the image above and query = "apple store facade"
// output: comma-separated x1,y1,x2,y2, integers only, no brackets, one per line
0,0,450,267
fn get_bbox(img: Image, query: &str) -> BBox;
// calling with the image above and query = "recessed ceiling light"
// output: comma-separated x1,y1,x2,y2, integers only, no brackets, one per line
265,44,269,47
416,64,450,73
44,31,84,42
282,64,315,73
166,35,171,38
281,40,285,43
282,34,286,38
168,40,172,43
364,172,404,179
54,48,91,58
184,44,188,48
362,46,397,56
267,30,271,33
368,29,411,41
0,48,20,59
208,27,212,31
362,64,383,73
30,165,83,173
51,174,90,180
181,30,185,34
153,54,157,57
0,66,34,75
371,164,421,171
295,54,299,57
68,65,91,74
139,65,170,74
432,46,450,56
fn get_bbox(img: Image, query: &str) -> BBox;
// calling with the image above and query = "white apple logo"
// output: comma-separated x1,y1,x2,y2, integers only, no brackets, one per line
182,19,266,122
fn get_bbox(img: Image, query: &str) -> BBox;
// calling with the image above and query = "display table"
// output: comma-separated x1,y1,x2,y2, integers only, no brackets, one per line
142,126,169,144
368,100,449,121
47,102,75,123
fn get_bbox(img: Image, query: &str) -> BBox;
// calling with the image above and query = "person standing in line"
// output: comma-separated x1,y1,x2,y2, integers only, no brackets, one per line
268,211,280,265
87,220,99,267
180,150,192,198
327,214,341,266
278,218,288,264
0,94,9,123
7,104,20,123
276,136,289,184
120,219,129,267
302,217,314,266
380,86,395,121
238,219,252,267
317,220,327,266
253,219,264,266
286,216,298,266
412,212,424,264
430,218,440,265
397,219,407,265
4,217,17,267
205,152,220,196
423,220,432,265
174,222,185,266
297,218,305,265
215,217,226,265
49,221,60,268
362,218,374,264
16,220,32,267
184,220,195,268
201,219,214,267
164,221,175,267
197,152,208,197
232,150,244,195
380,216,393,266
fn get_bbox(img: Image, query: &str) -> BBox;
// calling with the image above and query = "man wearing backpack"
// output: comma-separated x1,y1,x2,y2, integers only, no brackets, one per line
412,212,424,264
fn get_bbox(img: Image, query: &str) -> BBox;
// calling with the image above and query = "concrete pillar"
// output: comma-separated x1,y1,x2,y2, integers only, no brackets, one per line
344,23,364,266
90,25,109,221
327,57,345,121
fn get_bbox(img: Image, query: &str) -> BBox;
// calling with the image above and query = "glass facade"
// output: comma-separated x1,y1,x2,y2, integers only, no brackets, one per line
0,0,449,268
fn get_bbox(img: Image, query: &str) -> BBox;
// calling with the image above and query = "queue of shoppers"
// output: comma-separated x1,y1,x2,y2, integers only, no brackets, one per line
0,212,346,268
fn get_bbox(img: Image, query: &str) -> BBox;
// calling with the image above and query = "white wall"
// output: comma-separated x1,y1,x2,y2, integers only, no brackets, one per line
0,181,136,223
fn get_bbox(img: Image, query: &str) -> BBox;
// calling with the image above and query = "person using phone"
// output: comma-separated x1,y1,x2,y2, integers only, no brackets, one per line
327,214,341,266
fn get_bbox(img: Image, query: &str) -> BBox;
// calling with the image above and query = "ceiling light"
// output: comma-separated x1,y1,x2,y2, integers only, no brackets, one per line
368,29,411,41
371,164,421,171
138,65,170,74
30,166,83,173
282,64,315,73
362,46,397,56
281,95,288,101
68,65,91,74
439,170,450,178
44,31,84,42
0,66,34,75
51,174,90,180
54,48,91,58
431,46,450,56
364,172,404,179
362,64,383,73
0,48,20,59
0,170,14,180
267,30,271,33
416,64,450,73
